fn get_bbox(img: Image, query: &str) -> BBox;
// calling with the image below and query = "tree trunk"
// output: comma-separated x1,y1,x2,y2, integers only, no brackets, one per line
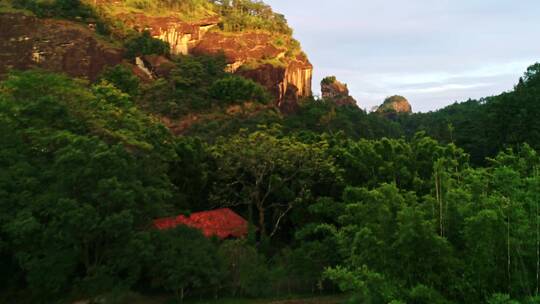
508,208,511,296
536,167,539,295
534,167,540,296
258,205,266,238
435,170,443,237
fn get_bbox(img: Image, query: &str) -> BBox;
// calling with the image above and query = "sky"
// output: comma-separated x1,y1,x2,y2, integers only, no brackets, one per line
264,0,540,112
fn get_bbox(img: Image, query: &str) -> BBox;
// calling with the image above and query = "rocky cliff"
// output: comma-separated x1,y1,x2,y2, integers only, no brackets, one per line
112,12,313,112
321,76,357,106
0,1,313,112
0,13,123,80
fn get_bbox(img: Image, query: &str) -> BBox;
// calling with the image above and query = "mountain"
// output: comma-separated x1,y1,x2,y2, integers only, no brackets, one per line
0,0,312,112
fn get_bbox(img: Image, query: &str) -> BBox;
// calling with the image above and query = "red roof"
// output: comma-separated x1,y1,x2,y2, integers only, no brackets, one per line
154,208,249,239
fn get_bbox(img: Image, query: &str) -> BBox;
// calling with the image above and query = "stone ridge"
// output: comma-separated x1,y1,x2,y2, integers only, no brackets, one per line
111,12,313,113
0,4,314,113
0,13,123,80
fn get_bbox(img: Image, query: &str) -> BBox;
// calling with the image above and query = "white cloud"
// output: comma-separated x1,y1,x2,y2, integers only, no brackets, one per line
265,0,540,111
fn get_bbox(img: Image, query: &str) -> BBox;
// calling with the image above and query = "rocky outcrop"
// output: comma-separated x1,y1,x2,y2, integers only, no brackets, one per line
192,32,313,112
321,76,357,106
134,54,175,80
0,13,123,80
376,95,412,117
115,13,220,56
0,8,313,112
114,13,313,112
235,54,312,113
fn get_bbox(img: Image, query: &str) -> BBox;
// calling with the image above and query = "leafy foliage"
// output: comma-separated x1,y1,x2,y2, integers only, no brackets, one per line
210,75,270,105
4,54,540,304
0,70,174,302
149,226,222,302
124,31,170,59
213,0,292,34
99,65,141,97
397,63,540,164
12,0,94,18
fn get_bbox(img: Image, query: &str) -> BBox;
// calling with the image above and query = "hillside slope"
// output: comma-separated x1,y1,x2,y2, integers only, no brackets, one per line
0,0,312,112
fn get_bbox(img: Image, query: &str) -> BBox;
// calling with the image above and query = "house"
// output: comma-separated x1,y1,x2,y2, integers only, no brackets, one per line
153,208,249,239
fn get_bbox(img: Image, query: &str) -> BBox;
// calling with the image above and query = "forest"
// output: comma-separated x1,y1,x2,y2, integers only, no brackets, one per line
1,61,540,303
2,0,540,303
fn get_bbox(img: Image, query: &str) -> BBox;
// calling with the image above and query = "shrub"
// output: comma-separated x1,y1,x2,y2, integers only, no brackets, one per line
321,76,337,85
148,227,223,303
210,76,270,105
124,31,170,59
218,240,271,297
98,65,140,97
12,0,94,18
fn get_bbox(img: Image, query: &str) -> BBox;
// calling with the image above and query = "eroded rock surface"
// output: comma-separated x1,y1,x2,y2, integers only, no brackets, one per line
321,77,357,106
376,95,412,117
113,12,313,112
0,13,123,80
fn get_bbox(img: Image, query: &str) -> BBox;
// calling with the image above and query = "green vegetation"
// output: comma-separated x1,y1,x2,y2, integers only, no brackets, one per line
377,95,409,113
11,0,93,18
124,31,171,59
99,64,141,97
321,76,337,85
113,0,292,34
212,0,291,34
397,63,540,164
137,54,269,118
4,0,540,300
210,76,270,105
0,0,32,14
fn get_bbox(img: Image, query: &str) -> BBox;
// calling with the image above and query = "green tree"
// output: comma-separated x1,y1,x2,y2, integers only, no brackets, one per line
124,31,170,59
211,129,338,239
98,65,141,97
149,227,223,303
0,70,174,301
210,75,270,105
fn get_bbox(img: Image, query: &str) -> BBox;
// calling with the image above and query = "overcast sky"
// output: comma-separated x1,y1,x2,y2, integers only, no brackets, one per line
265,0,540,112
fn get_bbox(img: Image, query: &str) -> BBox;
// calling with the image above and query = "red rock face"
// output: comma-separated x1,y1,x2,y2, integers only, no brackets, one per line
192,31,283,64
0,13,123,80
192,32,313,112
114,12,313,112
321,78,358,107
0,10,313,113
115,13,220,55
376,95,413,119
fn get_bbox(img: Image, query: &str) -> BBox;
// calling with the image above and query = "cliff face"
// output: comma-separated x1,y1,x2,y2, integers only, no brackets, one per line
0,5,313,112
235,54,312,113
194,32,313,112
0,13,123,80
115,13,313,112
321,77,357,107
115,13,220,56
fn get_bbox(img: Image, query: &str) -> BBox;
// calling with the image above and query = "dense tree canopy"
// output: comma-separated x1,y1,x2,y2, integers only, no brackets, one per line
3,55,540,303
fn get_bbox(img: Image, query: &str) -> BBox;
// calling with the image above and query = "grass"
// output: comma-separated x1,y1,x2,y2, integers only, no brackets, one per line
90,0,217,21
